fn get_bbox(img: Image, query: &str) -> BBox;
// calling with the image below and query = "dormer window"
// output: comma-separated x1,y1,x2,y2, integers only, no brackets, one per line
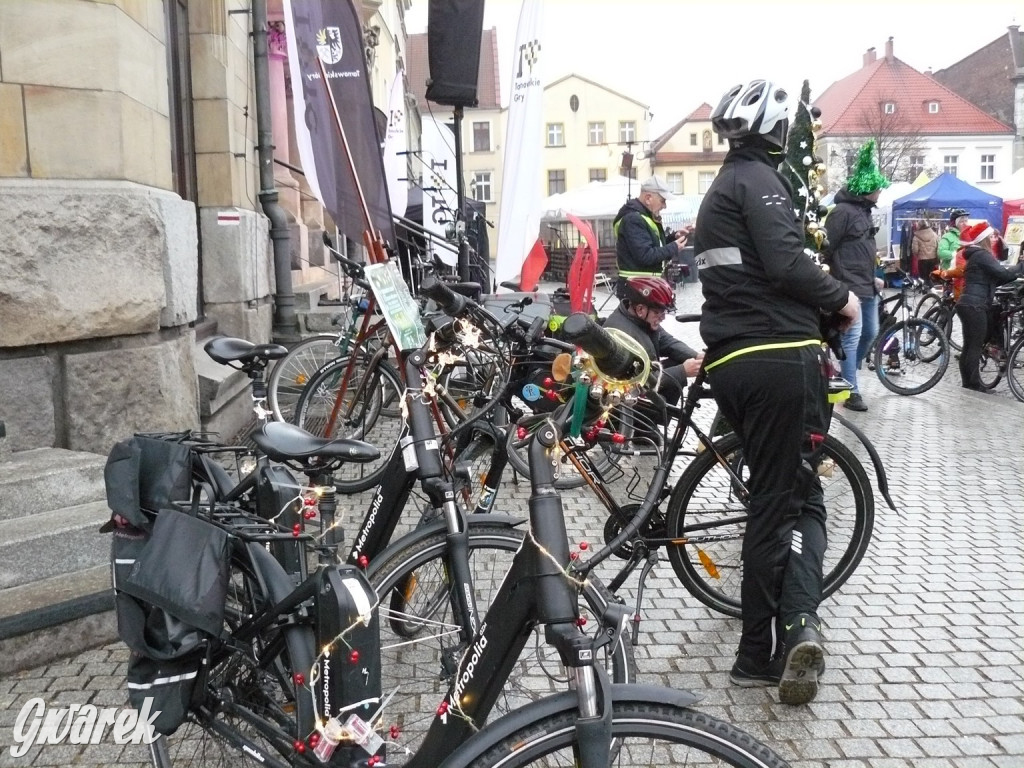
928,101,940,114
883,102,896,114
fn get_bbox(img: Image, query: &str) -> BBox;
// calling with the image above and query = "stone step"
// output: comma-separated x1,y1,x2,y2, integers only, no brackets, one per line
0,500,111,590
0,448,107,521
0,563,110,622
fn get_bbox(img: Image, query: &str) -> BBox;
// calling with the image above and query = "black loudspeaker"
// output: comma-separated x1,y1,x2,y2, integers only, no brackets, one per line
425,0,485,107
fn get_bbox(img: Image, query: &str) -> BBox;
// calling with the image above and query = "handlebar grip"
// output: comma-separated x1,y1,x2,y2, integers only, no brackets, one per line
560,313,645,380
525,314,547,344
420,279,469,316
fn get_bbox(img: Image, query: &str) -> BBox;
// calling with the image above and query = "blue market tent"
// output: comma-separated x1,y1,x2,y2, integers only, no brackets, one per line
890,173,1002,242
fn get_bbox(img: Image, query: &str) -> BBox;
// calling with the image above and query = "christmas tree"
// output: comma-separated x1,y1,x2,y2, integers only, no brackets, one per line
782,80,829,261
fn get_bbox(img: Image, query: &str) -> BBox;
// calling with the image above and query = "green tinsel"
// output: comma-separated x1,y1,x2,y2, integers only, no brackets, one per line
846,140,890,195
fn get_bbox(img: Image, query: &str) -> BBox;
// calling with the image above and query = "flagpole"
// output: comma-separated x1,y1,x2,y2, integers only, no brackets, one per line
316,56,376,244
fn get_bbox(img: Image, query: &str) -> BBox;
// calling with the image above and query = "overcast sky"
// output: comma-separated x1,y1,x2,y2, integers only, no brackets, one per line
407,0,1021,136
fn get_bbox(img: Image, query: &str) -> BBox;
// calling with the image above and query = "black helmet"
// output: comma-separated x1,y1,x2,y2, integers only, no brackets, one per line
949,209,969,223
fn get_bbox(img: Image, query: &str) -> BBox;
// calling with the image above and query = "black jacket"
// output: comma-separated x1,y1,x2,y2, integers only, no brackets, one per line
693,146,849,362
613,198,677,274
603,303,698,365
958,245,1024,308
823,189,878,300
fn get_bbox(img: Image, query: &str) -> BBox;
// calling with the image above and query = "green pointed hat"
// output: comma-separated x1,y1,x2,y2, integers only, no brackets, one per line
846,140,890,195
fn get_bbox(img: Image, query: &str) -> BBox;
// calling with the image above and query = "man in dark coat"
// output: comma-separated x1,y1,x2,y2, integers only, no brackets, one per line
613,176,689,293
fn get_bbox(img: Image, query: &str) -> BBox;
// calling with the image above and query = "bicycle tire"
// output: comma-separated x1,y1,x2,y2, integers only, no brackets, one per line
153,544,316,767
872,318,949,395
1006,335,1024,403
664,432,874,619
977,345,1003,390
461,700,789,768
294,354,404,493
367,522,635,764
913,291,942,320
922,304,962,352
267,334,343,423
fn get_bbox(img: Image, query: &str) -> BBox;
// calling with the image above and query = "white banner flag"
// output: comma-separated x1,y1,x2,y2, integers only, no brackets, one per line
420,117,458,266
495,0,545,289
383,72,409,219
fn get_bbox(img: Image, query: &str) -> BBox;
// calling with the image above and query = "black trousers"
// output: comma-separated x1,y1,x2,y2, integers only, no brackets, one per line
706,344,830,663
955,304,992,389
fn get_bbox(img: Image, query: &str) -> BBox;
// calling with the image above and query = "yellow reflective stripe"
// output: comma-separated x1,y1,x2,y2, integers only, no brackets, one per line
704,339,822,371
613,214,662,242
617,270,662,277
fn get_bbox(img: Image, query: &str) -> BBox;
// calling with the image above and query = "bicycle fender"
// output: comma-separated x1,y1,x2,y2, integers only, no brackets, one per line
435,684,702,768
364,514,526,578
832,411,899,512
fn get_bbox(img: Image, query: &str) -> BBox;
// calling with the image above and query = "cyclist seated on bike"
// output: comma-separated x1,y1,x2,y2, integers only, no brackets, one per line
603,276,703,405
936,223,1024,391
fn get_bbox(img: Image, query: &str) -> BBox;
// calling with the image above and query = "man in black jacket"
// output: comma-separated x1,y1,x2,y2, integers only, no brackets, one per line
695,79,860,706
823,140,889,412
613,176,689,293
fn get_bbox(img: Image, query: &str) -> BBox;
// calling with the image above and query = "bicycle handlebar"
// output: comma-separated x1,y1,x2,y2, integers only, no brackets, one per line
420,279,473,316
559,313,645,380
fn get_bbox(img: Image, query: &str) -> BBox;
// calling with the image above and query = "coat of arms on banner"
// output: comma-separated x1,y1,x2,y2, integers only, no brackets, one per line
316,27,343,64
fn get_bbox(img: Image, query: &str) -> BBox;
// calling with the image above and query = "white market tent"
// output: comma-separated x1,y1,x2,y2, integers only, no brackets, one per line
988,168,1024,201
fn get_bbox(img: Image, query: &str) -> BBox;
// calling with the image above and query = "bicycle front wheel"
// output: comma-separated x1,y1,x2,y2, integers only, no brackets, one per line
294,354,404,492
664,433,874,619
1006,335,1024,402
367,522,635,764
873,318,949,395
462,700,789,768
921,303,962,352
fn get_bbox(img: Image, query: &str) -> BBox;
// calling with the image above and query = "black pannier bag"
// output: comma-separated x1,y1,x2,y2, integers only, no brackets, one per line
104,434,230,735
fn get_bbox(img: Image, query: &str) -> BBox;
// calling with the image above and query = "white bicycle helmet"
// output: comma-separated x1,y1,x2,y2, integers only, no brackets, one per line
711,80,790,149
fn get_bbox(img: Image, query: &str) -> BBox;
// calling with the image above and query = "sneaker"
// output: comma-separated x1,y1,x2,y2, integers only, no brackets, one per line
779,614,826,705
729,655,784,688
844,393,868,412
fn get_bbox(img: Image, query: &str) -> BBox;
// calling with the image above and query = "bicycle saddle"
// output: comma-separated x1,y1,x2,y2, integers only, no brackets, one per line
251,421,381,465
204,337,289,366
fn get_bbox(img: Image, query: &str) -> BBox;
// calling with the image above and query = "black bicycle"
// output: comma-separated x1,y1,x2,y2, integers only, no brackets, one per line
872,271,950,395
977,279,1024,398
143,322,790,768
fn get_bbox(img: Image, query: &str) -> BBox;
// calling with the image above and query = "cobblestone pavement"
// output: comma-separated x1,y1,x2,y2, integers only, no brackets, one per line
2,283,1022,767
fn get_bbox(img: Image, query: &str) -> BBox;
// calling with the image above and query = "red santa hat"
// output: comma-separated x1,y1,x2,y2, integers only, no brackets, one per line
959,222,994,247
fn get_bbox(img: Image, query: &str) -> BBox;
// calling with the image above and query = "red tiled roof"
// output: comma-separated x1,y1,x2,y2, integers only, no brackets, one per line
814,52,1013,136
650,102,713,152
406,29,502,111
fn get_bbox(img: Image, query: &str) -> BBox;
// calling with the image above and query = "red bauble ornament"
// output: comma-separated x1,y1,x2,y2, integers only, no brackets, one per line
516,426,528,440
308,732,321,747
292,523,302,537
293,739,306,753
576,617,588,627
293,672,305,686
437,701,449,715
349,649,360,663
542,377,554,387
579,541,589,550
611,432,626,444
389,724,401,739
358,555,369,569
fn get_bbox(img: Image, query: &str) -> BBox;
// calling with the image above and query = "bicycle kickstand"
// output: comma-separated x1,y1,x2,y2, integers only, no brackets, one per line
631,549,660,645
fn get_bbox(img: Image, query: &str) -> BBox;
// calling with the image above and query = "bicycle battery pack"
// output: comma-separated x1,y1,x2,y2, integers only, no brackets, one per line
256,464,306,579
314,566,383,762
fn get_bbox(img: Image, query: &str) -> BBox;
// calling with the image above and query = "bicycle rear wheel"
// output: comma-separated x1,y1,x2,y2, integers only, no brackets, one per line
294,354,404,493
977,344,1004,390
664,433,873,619
267,334,342,423
153,545,315,767
873,318,949,395
367,522,635,764
461,700,789,768
1006,336,1024,402
922,304,962,352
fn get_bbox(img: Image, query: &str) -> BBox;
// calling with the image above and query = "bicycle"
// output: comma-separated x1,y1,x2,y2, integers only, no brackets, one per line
533,313,895,624
977,279,1024,398
871,270,951,395
142,325,789,768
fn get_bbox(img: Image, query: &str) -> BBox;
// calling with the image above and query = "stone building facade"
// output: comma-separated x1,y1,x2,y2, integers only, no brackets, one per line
0,0,413,454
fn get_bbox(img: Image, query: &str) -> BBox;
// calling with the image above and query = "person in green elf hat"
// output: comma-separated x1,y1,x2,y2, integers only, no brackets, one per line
822,140,889,412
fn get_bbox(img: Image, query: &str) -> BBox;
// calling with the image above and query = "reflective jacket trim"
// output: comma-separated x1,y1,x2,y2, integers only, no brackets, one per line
618,269,663,278
704,338,821,371
695,246,742,269
614,214,662,242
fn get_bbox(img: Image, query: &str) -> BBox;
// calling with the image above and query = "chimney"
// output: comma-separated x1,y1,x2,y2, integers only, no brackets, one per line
885,37,894,61
1009,25,1024,72
863,47,876,67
